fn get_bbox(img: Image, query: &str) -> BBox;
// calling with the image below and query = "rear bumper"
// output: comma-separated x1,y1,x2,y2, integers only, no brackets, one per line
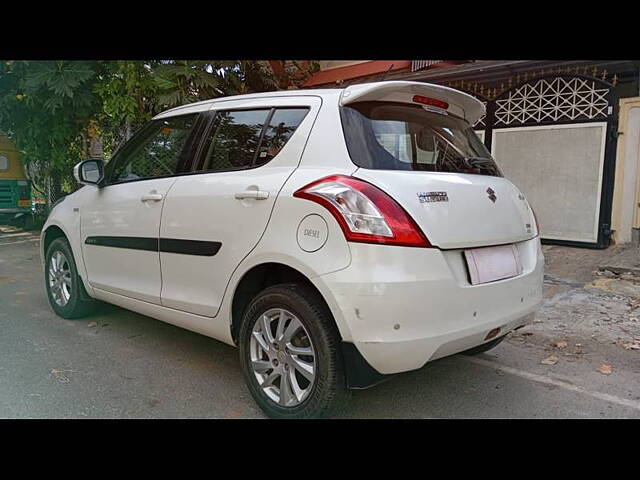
318,237,544,376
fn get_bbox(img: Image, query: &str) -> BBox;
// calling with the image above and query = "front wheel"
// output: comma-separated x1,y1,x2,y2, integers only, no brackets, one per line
238,283,350,419
45,237,96,319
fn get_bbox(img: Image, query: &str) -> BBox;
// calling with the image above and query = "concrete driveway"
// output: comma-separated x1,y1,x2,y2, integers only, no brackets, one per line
1,227,639,418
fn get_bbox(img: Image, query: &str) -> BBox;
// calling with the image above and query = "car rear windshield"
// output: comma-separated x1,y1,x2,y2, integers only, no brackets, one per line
340,101,502,177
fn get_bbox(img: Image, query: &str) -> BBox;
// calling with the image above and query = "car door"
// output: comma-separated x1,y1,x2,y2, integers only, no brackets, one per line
81,113,202,304
159,96,321,317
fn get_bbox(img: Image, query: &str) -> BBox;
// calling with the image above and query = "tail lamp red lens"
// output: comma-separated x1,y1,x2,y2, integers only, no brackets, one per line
412,95,449,110
293,175,431,248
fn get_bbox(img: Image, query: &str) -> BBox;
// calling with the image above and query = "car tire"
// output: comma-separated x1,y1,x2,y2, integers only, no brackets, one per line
238,283,351,419
45,237,96,319
461,334,507,355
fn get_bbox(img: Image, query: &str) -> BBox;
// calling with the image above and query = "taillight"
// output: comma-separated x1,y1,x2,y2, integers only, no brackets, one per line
293,175,431,248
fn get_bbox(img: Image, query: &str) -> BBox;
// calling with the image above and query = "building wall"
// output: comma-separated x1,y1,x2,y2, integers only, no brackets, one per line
318,61,369,71
612,97,640,243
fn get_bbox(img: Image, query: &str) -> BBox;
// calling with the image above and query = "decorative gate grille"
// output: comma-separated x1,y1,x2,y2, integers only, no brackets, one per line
493,77,611,126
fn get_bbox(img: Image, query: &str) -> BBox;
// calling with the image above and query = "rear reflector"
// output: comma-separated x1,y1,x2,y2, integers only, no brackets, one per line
412,95,449,110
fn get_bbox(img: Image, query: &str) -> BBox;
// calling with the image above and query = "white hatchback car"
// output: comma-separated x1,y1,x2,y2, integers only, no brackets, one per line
41,81,543,418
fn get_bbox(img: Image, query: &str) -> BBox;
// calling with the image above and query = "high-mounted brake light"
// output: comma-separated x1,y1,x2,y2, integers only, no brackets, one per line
293,175,431,248
412,95,449,110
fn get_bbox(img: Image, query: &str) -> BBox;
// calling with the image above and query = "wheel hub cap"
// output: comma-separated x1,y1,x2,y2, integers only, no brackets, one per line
249,308,316,407
48,251,72,307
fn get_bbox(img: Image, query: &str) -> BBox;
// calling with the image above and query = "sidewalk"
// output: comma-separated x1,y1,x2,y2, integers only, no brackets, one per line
509,244,640,373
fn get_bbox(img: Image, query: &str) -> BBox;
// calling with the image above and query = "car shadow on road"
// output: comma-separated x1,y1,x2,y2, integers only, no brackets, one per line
78,302,551,419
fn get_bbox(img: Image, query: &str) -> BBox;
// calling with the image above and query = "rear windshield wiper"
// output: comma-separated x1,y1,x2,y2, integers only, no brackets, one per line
461,156,494,168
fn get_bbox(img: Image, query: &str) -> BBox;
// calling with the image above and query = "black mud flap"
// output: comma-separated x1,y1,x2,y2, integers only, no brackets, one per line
341,342,394,390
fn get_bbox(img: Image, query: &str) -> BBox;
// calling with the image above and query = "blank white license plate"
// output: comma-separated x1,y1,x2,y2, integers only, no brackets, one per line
464,244,523,285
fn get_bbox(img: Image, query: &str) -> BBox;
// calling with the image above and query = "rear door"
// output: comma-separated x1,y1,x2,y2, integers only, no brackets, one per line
81,113,200,304
159,96,321,317
341,100,537,249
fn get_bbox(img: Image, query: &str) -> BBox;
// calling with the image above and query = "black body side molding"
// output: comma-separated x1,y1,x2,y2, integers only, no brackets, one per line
85,236,221,257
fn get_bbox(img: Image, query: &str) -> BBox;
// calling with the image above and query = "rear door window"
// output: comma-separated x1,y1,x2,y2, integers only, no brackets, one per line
340,101,502,177
194,107,309,173
256,108,309,165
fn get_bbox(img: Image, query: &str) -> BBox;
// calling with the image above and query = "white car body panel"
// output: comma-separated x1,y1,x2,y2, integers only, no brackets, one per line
41,81,544,378
80,177,178,305
159,96,322,316
354,169,537,249
340,81,486,125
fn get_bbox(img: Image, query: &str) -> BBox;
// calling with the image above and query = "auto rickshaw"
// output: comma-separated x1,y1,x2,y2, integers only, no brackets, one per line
0,134,32,226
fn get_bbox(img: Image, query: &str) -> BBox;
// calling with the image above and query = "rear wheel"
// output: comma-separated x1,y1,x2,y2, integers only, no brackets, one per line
461,334,507,355
45,237,96,319
238,283,350,419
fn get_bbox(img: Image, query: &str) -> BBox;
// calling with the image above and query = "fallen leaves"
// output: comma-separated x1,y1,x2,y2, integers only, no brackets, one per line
87,321,97,328
541,355,559,365
554,341,568,349
596,364,613,375
50,368,75,384
621,340,640,351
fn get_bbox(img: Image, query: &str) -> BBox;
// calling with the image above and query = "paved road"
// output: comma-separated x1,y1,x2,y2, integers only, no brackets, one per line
1,229,639,418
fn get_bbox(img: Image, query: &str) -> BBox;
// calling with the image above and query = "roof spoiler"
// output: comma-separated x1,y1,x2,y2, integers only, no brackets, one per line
339,81,485,125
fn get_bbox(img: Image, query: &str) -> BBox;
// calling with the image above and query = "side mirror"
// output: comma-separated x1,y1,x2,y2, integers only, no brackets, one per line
74,159,105,187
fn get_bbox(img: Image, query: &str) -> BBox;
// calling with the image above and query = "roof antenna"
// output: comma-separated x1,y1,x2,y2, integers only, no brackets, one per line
379,63,394,82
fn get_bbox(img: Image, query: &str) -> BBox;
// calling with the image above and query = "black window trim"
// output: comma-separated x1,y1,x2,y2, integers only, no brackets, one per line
190,106,311,175
103,112,203,187
100,105,311,188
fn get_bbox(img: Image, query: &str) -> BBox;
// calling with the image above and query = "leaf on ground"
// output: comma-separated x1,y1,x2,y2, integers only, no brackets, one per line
554,341,568,349
541,355,559,365
87,321,97,328
50,368,75,383
596,364,613,375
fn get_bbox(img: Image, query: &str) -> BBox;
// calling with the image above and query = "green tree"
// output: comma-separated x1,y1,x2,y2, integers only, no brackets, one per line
0,60,319,206
0,60,99,201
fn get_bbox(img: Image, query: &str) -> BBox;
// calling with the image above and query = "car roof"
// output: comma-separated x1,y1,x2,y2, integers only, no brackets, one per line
153,81,485,124
153,88,342,119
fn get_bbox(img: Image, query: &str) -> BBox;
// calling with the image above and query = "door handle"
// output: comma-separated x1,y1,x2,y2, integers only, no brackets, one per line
141,193,163,202
234,190,269,200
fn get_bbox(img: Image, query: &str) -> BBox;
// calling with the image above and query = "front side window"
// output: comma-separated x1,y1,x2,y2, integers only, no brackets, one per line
196,107,309,173
340,101,502,177
0,154,8,171
110,114,197,183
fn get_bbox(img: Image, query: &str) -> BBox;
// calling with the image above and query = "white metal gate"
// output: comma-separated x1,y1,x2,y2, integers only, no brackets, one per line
469,74,617,248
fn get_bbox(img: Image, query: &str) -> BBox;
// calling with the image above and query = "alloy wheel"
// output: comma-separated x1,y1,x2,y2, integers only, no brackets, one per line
48,250,72,307
249,308,316,407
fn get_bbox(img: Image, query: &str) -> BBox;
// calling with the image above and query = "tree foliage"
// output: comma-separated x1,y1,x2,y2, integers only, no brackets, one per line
0,60,318,203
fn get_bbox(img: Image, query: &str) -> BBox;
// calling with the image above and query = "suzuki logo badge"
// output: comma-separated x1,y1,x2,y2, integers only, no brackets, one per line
486,187,497,203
